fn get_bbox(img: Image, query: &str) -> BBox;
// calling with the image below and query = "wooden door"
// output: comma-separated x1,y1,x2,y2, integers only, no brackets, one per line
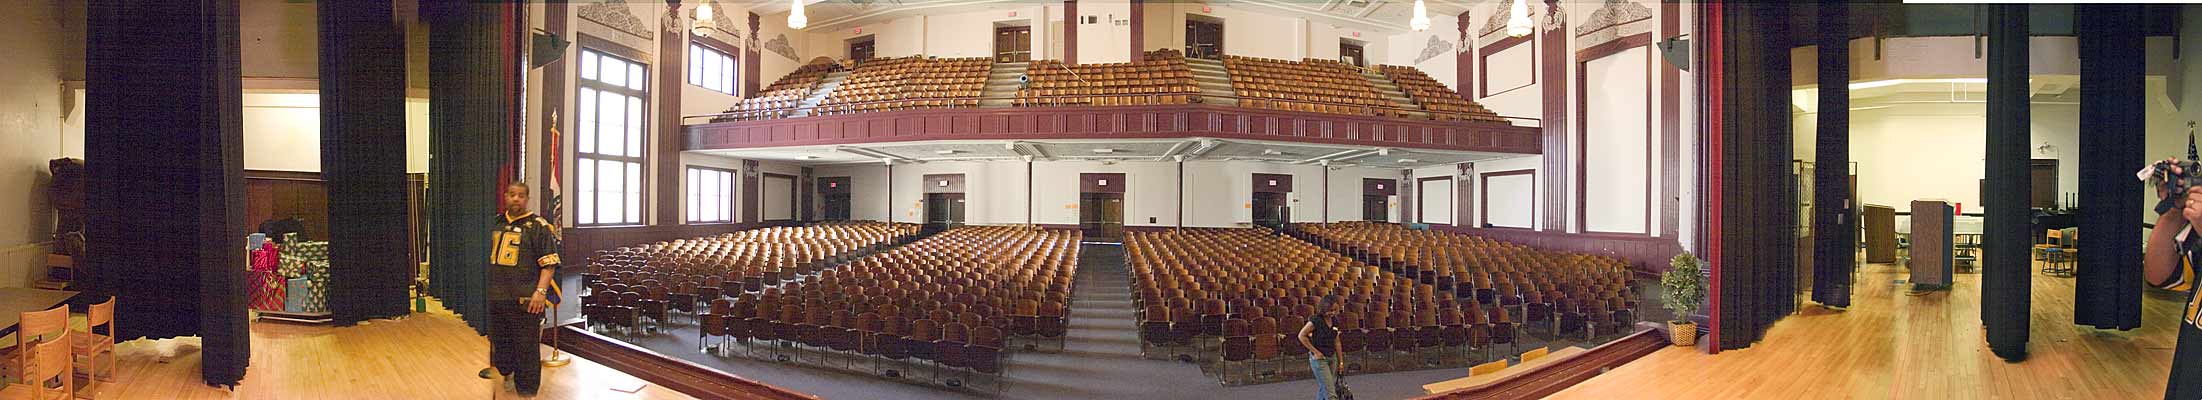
1363,195,1388,222
996,26,1032,62
2030,159,2057,209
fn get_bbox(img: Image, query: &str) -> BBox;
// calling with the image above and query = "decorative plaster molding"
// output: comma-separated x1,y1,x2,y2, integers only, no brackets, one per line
764,33,799,61
580,0,654,40
1479,0,1514,38
1416,36,1456,65
1576,0,1653,48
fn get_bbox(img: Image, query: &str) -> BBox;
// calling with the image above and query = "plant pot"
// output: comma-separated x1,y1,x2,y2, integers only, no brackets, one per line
1667,321,1697,347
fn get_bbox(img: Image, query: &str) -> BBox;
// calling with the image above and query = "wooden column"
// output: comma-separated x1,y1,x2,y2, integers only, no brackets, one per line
658,2,686,226
425,0,525,336
744,159,762,222
1539,0,1568,232
2074,4,2145,332
746,12,762,96
321,0,413,325
1457,11,1473,96
1064,0,1079,65
801,167,815,221
1129,0,1144,61
85,0,251,385
1400,169,1417,224
1809,1,1854,308
542,1,570,215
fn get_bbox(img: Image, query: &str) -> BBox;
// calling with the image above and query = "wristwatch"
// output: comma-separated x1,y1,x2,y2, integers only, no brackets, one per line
534,288,547,294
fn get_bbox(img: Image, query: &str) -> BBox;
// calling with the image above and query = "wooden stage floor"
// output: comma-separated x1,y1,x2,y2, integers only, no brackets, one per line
1553,259,2182,399
92,306,692,399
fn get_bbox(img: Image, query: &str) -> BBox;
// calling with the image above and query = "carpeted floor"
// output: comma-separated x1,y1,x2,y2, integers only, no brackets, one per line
557,242,1646,400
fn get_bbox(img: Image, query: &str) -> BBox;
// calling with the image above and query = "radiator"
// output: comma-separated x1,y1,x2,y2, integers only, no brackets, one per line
0,242,51,288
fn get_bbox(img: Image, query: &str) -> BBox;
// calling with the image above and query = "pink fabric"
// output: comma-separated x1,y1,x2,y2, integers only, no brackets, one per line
250,242,279,272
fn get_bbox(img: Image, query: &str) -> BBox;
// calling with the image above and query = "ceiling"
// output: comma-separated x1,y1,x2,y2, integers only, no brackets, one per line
736,0,1480,34
691,137,1526,169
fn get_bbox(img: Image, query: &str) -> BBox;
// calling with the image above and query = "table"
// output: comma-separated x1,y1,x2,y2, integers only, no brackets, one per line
0,288,79,337
1421,347,1587,394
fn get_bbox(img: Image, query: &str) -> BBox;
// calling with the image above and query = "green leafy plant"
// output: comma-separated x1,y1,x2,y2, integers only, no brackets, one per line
1660,252,1707,324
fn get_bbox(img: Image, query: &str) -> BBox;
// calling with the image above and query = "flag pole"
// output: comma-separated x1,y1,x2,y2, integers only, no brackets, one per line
542,310,571,367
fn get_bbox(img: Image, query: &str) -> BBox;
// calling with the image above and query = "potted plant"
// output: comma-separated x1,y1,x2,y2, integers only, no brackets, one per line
1660,252,1707,347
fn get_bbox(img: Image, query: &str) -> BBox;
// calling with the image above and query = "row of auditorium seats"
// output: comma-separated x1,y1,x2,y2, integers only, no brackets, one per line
1223,56,1389,117
1293,221,1639,340
815,56,993,115
701,226,1081,392
577,222,920,336
713,62,845,122
1013,49,1202,107
1126,228,1520,385
1375,65,1507,123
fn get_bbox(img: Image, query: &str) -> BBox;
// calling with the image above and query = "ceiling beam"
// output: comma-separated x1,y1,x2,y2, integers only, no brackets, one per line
1182,138,1223,160
1155,139,1199,161
1355,0,1387,18
835,145,918,163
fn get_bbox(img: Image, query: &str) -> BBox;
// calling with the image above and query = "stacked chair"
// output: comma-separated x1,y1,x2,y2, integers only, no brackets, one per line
1222,56,1388,116
1294,221,1640,341
580,222,920,337
1126,227,1497,385
716,226,1079,394
1375,65,1507,123
813,56,991,115
1013,49,1200,107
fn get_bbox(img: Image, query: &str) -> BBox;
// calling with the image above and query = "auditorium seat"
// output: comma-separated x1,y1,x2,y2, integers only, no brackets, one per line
712,225,1078,388
1294,221,1640,344
1221,56,1387,116
1015,49,1199,107
1375,65,1506,123
712,61,844,122
815,56,991,115
1126,227,1485,383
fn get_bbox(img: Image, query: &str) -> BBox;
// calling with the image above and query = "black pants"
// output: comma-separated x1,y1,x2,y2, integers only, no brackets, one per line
489,297,542,394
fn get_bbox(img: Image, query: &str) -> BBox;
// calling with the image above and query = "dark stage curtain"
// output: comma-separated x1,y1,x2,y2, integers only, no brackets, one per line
1809,1,1854,308
84,0,251,386
1982,4,2032,361
1714,2,1796,351
425,0,525,336
2074,5,2145,331
321,0,414,326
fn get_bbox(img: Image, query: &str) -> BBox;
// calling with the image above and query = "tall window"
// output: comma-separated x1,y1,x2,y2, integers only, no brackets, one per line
576,49,649,226
686,167,734,223
688,42,737,95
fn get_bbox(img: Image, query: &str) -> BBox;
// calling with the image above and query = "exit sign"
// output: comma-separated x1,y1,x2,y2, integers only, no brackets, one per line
1202,6,1212,13
1009,11,1018,17
1352,32,1361,38
854,27,863,34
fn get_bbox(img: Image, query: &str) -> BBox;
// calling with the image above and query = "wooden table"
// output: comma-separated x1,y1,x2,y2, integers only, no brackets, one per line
0,288,79,337
1422,347,1587,394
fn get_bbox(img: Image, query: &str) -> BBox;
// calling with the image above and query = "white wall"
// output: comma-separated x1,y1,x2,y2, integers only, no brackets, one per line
0,1,68,288
1470,156,1542,229
1381,13,1456,88
1074,0,1133,64
1418,177,1454,225
1582,47,1652,234
806,160,1409,227
63,91,433,175
1792,99,2113,213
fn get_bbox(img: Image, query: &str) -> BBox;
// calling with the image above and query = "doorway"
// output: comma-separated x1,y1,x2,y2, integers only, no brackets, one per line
818,177,851,221
849,36,876,64
1185,17,1224,60
1340,41,1366,67
996,26,1032,63
1080,173,1126,240
1363,177,1396,222
1252,173,1293,228
924,193,965,231
2031,159,2057,209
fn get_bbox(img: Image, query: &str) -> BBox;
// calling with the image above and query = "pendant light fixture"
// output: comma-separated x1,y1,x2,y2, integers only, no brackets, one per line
1410,0,1431,31
693,3,717,37
788,0,808,29
1505,0,1532,37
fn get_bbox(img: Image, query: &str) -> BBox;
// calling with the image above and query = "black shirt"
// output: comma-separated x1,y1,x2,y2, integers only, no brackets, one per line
1310,314,1338,351
2160,245,2202,399
489,212,562,301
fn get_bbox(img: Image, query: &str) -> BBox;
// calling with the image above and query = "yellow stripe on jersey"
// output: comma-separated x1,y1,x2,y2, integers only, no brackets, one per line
2167,256,2197,292
538,253,560,267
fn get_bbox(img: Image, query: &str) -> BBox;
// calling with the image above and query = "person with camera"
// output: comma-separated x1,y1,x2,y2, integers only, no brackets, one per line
2144,158,2202,399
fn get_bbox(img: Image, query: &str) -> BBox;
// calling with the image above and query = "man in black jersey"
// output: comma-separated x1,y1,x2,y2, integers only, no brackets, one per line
2145,159,2202,399
478,181,562,396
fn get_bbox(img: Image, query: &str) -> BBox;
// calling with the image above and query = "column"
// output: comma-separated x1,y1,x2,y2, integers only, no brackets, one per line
2074,4,2144,332
1539,0,1568,232
1809,1,1854,308
1064,0,1079,65
322,0,414,325
1983,3,2034,361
